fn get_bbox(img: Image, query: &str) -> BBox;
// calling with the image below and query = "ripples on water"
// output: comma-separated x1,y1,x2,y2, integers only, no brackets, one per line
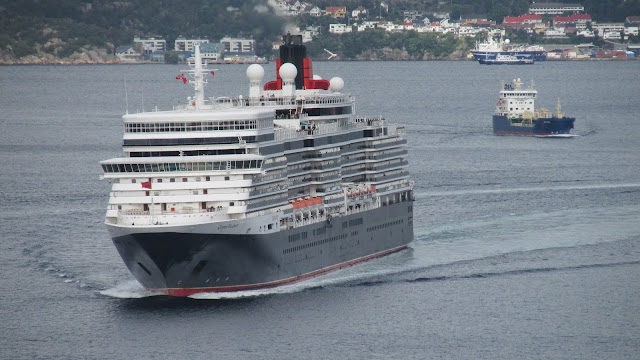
1,61,639,359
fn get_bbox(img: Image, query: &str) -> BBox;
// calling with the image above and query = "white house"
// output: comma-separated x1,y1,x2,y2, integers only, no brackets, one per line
576,30,595,37
329,23,352,34
199,43,224,62
545,29,568,38
302,26,320,42
115,45,143,62
352,7,368,18
603,31,622,40
625,26,639,36
308,6,321,17
133,36,166,53
174,37,210,52
220,37,255,53
458,26,484,36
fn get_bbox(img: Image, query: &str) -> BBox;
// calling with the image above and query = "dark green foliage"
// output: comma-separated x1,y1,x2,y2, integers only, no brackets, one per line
0,0,638,60
307,29,461,59
164,51,180,64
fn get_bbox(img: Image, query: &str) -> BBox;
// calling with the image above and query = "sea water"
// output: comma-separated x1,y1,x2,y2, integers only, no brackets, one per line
0,60,639,359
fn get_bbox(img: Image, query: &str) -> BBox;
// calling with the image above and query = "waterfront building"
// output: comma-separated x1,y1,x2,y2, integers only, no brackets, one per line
115,45,143,62
134,36,167,54
220,37,255,54
175,37,210,52
591,23,625,37
200,43,225,62
529,3,585,15
554,14,591,30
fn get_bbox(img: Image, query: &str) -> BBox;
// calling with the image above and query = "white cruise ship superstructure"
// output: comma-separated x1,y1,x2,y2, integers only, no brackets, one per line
100,34,414,296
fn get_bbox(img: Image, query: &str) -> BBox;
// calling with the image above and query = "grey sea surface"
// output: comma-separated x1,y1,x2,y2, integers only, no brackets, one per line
0,60,639,359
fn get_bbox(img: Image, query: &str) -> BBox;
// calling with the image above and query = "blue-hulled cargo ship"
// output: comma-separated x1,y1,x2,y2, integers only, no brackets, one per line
493,78,576,137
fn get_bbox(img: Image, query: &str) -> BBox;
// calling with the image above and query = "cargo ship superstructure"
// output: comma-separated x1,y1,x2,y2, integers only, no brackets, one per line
471,37,539,64
100,35,414,296
493,78,575,137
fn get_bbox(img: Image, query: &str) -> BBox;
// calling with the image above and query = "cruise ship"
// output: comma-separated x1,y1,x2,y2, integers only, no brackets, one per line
100,35,415,296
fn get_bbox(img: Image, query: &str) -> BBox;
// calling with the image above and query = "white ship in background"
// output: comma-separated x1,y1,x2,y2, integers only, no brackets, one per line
472,36,546,64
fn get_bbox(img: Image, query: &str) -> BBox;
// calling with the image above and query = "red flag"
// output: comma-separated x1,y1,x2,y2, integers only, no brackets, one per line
176,74,187,84
210,71,215,77
141,181,152,189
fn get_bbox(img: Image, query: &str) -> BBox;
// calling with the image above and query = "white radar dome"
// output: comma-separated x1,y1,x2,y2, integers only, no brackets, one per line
246,64,265,81
329,77,344,92
504,39,510,44
279,63,297,82
313,74,323,80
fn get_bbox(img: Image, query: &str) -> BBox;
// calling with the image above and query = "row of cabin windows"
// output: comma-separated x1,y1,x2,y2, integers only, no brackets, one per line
366,219,404,232
283,233,348,254
130,176,228,184
101,160,263,173
129,149,246,157
124,119,268,133
288,231,308,243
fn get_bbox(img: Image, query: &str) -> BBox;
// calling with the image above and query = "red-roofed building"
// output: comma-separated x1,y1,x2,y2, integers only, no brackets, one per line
554,14,591,29
504,14,542,24
501,14,543,31
326,6,347,18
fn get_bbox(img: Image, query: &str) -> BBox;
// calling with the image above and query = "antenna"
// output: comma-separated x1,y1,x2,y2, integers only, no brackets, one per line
124,77,129,114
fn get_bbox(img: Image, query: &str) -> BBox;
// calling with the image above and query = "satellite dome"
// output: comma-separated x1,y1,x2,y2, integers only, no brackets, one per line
313,74,323,80
279,63,297,82
329,77,344,92
504,39,510,44
246,64,264,82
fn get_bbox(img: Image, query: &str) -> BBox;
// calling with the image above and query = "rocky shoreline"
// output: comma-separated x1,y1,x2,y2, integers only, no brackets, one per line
0,44,473,65
0,46,121,65
1,45,636,64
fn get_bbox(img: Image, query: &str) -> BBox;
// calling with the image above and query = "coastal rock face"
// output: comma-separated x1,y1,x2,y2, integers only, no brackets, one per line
0,45,119,65
356,47,413,61
353,42,470,61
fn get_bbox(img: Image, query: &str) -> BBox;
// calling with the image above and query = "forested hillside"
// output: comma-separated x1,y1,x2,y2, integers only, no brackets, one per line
0,0,637,63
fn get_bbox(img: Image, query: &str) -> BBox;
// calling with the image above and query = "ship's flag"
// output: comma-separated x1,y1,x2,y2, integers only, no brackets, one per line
176,74,187,84
141,181,152,189
210,71,215,77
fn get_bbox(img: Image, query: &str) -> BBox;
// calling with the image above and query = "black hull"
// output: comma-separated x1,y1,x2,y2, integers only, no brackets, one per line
111,200,414,296
493,115,575,136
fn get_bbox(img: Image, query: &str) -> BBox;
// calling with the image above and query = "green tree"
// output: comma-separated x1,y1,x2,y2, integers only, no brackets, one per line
164,51,179,64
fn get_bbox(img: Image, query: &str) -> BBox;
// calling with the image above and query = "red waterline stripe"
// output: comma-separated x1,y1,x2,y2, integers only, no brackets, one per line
151,245,408,297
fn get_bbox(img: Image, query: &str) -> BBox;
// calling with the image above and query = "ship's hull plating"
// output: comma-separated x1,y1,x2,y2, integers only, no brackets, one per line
493,115,575,136
472,51,535,64
110,201,414,296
